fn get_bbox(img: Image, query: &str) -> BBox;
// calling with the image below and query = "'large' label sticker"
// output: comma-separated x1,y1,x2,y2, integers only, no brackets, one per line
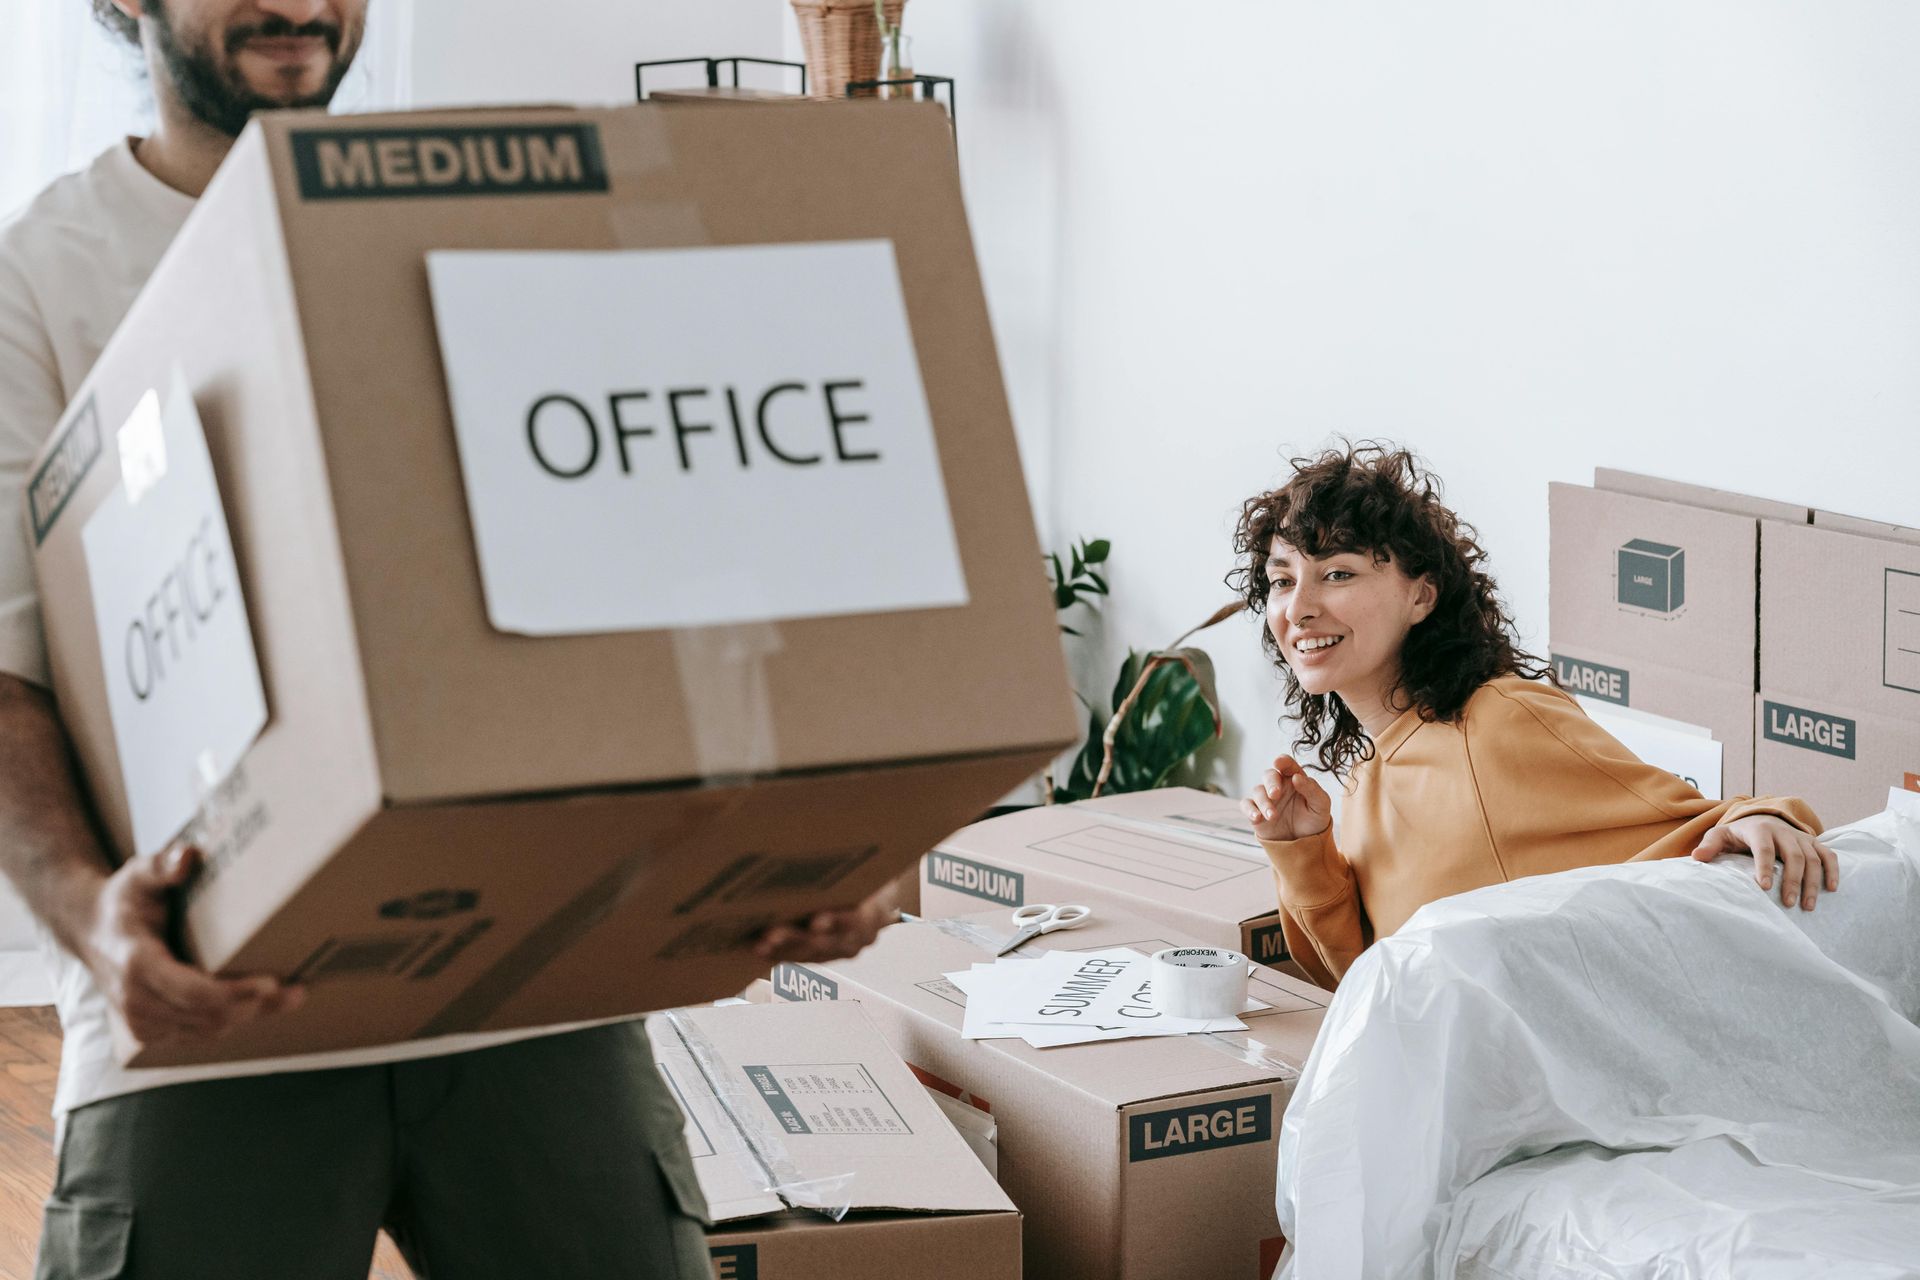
81,375,267,856
425,242,969,636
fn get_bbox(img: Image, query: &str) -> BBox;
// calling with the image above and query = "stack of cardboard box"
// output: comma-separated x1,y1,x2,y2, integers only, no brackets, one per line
1757,511,1920,823
778,907,1328,1280
1548,469,1810,798
1551,468,1918,825
649,1001,1021,1280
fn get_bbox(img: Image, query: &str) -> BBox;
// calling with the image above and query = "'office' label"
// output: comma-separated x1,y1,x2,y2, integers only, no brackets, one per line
291,123,608,199
1552,653,1630,705
1128,1095,1273,1162
1762,700,1857,760
925,852,1024,907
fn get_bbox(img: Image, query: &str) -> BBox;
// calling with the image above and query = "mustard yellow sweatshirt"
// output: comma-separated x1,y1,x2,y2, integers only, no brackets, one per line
1260,675,1820,989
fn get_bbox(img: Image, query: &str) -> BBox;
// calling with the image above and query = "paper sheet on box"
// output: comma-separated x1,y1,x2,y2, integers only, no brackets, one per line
80,374,268,856
947,948,1255,1047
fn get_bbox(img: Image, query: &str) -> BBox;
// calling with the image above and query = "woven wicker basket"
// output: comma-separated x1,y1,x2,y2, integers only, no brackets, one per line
791,0,907,100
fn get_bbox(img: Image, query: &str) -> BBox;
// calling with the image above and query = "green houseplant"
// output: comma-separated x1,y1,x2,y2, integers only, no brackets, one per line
1046,538,1241,803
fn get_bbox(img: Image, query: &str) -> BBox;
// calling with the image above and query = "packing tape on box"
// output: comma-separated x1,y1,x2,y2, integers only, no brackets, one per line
1151,947,1251,1020
660,1006,856,1221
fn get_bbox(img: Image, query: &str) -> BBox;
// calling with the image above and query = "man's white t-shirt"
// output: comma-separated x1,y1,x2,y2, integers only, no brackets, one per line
0,140,596,1117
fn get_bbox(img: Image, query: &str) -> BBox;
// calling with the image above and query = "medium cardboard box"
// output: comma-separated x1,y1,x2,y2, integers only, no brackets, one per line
777,909,1328,1280
647,1002,1020,1280
24,102,1076,1066
1756,518,1920,824
918,788,1303,976
1549,471,1812,796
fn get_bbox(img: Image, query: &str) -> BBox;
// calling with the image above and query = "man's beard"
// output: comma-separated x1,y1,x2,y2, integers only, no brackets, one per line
146,0,363,138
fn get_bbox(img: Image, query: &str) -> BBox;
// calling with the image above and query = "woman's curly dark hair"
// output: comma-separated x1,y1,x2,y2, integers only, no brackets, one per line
90,0,140,45
1228,441,1551,778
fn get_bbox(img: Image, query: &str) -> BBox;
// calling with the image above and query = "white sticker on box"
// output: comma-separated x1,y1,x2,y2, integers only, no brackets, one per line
425,242,970,636
1576,696,1724,800
81,374,268,857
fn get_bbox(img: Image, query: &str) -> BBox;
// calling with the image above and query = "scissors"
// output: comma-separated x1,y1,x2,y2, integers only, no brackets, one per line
996,903,1093,956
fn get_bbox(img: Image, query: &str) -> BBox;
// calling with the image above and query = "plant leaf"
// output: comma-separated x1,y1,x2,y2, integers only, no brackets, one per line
1086,539,1110,564
1141,646,1224,740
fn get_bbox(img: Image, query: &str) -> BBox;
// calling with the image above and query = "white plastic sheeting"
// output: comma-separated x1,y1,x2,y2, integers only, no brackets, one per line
1276,791,1920,1280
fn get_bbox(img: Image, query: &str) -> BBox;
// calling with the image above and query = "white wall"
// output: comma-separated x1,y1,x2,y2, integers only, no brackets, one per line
412,0,785,107
873,0,1920,796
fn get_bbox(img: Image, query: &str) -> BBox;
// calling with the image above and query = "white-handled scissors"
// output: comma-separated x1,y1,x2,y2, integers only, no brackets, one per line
996,903,1093,956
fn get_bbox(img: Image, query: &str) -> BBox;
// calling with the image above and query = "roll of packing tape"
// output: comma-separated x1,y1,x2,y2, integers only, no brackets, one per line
1151,947,1250,1020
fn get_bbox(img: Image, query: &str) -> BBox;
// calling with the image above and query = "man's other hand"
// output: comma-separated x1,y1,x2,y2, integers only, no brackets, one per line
84,843,304,1044
753,889,899,964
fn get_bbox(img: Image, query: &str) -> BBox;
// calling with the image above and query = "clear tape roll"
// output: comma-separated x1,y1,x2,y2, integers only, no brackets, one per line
1151,946,1251,1021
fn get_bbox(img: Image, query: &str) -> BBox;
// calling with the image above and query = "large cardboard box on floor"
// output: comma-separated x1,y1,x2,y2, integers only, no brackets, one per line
1548,470,1811,796
919,788,1304,976
23,101,1075,1067
1755,515,1920,826
646,1002,1020,1280
774,909,1328,1280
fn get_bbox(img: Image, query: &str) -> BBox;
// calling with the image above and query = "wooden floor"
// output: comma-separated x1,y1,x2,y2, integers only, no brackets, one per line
0,1006,412,1280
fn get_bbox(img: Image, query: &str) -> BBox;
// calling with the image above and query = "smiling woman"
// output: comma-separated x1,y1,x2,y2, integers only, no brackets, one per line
1227,443,1830,989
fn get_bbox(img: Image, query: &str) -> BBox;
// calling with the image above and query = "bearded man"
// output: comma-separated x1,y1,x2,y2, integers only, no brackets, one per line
0,4,892,1275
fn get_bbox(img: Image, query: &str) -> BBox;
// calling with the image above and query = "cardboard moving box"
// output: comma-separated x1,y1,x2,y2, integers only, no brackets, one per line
26,101,1076,1066
919,788,1302,976
1549,471,1812,796
777,909,1329,1280
1756,517,1920,825
647,1002,1020,1280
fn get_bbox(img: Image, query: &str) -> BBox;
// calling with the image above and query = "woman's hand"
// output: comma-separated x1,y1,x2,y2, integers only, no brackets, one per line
1242,755,1333,842
1691,815,1838,910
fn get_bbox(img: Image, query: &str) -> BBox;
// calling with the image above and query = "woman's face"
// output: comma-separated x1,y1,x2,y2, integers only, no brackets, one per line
1264,538,1438,703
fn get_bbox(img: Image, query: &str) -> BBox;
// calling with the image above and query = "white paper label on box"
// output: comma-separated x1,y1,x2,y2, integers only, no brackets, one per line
425,242,969,636
81,377,268,857
1577,696,1723,800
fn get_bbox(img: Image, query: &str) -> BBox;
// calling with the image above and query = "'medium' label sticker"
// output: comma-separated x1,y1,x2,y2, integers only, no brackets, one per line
426,243,969,635
29,395,101,544
80,377,268,856
1762,700,1857,760
925,851,1024,907
290,123,607,199
1128,1095,1273,1162
1552,653,1629,706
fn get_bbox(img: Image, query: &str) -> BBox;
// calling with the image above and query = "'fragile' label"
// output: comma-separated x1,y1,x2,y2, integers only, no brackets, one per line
1762,700,1857,760
925,852,1024,907
1127,1095,1273,1162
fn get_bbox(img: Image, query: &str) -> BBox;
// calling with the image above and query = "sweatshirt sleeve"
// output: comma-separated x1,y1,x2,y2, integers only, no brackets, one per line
1259,827,1367,991
1470,682,1822,877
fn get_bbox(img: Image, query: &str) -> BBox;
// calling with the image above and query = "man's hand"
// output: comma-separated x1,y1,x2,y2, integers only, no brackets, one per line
85,843,303,1045
1691,815,1839,910
753,888,899,965
1241,755,1334,843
